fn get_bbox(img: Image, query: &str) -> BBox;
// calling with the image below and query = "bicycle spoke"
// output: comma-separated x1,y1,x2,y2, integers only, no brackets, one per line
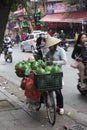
46,92,56,126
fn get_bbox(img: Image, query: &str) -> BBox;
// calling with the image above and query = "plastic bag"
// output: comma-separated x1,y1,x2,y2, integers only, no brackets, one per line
24,72,41,102
70,60,78,69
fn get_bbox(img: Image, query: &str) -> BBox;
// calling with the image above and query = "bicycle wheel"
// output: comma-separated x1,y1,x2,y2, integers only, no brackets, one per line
46,91,56,126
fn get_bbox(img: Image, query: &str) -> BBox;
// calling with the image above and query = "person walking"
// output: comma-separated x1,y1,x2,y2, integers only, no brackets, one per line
44,35,67,114
48,29,54,36
15,32,20,44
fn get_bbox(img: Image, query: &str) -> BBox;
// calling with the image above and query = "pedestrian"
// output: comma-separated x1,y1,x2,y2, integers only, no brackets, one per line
53,31,59,38
48,29,54,36
15,32,20,44
21,33,27,41
36,34,46,59
74,32,78,40
60,30,66,41
71,33,87,90
44,35,67,115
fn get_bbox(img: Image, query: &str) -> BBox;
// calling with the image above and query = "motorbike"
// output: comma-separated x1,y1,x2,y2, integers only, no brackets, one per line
77,42,87,96
77,64,87,96
3,37,13,63
59,39,69,51
4,44,13,63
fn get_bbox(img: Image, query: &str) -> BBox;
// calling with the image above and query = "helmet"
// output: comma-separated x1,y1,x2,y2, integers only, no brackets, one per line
61,30,63,33
4,37,11,44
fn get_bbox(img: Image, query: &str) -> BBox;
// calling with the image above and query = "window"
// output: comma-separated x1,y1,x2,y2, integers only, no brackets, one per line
28,35,34,39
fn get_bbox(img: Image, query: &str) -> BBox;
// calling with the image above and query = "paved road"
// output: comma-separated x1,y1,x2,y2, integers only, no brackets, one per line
0,45,87,123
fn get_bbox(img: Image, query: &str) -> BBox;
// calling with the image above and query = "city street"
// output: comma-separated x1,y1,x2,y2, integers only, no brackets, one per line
0,44,87,127
1,0,87,129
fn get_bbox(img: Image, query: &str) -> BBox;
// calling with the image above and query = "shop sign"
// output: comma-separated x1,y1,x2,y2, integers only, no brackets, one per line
46,3,69,14
22,21,28,27
46,3,77,14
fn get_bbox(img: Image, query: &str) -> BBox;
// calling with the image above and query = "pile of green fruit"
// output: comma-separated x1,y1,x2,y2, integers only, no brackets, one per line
15,59,61,77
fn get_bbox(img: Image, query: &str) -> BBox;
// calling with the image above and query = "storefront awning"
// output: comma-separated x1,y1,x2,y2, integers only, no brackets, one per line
40,12,87,23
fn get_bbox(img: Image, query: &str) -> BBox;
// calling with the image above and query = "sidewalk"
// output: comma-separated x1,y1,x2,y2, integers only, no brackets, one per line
0,76,87,130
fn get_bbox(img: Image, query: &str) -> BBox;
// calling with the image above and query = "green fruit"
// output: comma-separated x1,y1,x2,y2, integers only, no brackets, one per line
32,61,39,69
45,66,52,72
44,71,50,74
36,67,45,74
51,65,61,73
37,59,46,67
15,62,24,70
26,62,31,66
25,66,32,76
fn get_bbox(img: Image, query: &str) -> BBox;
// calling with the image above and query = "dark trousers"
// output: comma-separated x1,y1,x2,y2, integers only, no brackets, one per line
37,50,43,60
55,90,63,108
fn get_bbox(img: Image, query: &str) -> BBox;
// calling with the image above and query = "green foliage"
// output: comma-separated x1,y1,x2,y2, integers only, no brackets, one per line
2,0,30,12
11,0,22,11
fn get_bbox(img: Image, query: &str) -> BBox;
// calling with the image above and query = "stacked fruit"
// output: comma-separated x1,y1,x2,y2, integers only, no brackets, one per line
15,59,61,77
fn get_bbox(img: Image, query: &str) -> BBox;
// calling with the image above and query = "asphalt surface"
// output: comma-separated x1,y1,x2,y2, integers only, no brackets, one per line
0,77,87,130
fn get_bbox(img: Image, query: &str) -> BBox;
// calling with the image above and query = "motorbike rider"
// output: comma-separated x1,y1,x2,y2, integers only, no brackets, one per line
44,35,67,115
59,30,68,48
60,30,66,40
81,42,87,76
3,36,12,56
71,33,87,90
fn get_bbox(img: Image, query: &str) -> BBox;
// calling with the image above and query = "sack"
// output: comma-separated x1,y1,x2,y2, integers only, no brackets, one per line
70,60,78,68
24,72,41,102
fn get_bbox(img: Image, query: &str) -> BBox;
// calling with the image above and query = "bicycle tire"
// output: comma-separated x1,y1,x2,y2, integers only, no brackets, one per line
46,92,56,126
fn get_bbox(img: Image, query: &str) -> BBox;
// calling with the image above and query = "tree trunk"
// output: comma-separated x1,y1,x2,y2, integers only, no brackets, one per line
0,1,12,53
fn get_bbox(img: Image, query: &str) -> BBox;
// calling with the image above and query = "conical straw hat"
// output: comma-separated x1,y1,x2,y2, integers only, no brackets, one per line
44,35,61,48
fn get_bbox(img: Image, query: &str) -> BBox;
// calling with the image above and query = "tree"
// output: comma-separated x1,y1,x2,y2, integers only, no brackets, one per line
0,0,30,53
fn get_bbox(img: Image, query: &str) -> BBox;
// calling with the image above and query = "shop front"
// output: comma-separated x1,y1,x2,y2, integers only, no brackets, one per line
40,11,87,38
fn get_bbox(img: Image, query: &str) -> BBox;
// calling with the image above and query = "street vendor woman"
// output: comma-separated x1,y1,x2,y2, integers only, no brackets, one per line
44,35,67,115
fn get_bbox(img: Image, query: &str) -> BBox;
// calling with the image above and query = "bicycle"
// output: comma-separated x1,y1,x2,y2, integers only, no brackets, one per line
34,72,63,126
